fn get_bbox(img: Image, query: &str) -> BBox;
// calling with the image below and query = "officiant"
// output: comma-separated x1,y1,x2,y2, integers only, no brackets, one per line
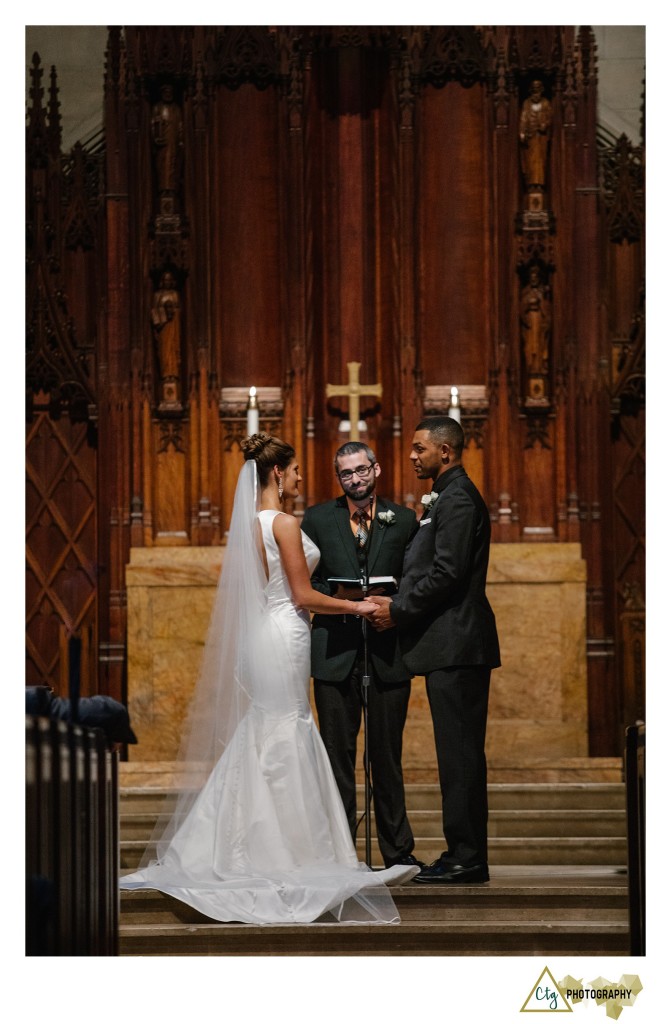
301,442,422,869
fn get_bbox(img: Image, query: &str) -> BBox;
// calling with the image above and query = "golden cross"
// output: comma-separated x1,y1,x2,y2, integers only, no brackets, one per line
326,362,383,442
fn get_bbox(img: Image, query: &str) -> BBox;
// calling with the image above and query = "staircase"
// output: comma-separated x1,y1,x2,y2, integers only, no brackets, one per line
118,767,630,956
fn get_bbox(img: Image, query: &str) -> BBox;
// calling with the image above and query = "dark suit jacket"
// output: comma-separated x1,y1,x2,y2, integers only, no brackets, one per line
391,465,501,675
301,496,418,683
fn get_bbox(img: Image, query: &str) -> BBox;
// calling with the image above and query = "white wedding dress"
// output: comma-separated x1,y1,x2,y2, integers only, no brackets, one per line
121,498,416,923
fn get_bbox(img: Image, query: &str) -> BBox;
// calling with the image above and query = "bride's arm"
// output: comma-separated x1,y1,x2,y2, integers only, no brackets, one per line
272,513,373,616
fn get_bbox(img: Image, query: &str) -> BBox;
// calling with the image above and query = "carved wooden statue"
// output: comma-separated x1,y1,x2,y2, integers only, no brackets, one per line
151,85,184,204
520,263,551,401
151,270,182,408
519,79,552,203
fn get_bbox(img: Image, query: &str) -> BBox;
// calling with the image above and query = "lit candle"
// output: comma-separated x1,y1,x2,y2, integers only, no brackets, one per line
246,386,259,436
448,386,461,424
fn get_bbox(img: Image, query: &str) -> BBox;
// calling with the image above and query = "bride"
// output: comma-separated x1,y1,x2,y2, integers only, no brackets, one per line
121,433,418,923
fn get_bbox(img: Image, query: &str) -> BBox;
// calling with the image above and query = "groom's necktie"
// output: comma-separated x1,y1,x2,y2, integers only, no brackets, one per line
352,509,370,549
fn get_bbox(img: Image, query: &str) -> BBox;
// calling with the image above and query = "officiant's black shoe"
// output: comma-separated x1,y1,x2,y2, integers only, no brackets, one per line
413,857,489,884
385,853,426,870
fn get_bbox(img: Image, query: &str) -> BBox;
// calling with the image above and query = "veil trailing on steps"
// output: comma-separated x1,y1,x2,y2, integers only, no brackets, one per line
122,460,414,923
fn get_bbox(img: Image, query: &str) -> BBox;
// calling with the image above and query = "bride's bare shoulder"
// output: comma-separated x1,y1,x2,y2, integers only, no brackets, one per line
271,510,300,536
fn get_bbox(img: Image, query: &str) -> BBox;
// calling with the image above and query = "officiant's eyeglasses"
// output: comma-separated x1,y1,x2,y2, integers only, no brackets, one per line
338,463,375,483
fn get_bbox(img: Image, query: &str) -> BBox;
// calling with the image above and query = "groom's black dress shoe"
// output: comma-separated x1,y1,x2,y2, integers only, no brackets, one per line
413,857,489,884
385,853,427,870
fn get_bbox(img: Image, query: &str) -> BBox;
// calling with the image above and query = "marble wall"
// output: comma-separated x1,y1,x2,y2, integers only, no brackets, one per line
126,543,588,774
126,548,223,761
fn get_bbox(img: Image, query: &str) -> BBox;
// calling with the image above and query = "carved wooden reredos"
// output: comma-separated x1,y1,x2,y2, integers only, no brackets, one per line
26,26,644,754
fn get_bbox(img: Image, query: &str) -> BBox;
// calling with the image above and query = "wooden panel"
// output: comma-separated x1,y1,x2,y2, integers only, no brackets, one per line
522,439,556,536
419,81,488,384
26,413,97,692
154,433,188,543
306,49,399,503
462,437,483,496
214,84,282,387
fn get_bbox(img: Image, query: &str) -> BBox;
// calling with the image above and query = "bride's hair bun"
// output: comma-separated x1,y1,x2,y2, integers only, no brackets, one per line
241,432,273,462
241,432,296,485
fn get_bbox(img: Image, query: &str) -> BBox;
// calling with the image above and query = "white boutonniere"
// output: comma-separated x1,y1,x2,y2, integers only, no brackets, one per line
377,509,396,526
421,491,439,513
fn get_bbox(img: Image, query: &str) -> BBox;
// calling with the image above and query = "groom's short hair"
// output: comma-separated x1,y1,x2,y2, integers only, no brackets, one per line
415,416,464,457
334,441,377,469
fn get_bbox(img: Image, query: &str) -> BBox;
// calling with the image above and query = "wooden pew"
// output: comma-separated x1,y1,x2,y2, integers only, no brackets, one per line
625,721,645,956
26,714,119,956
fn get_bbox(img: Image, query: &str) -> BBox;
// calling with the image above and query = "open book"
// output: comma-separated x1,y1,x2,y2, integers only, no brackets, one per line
327,576,398,596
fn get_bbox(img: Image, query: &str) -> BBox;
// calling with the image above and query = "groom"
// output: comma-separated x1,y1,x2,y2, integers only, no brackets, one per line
370,416,500,884
301,441,422,869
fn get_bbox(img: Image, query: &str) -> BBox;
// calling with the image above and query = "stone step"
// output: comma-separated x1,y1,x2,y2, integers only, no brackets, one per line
118,865,629,956
480,759,623,785
120,868,628,926
123,892,627,925
486,810,625,837
116,771,630,957
487,783,625,811
119,807,626,843
120,835,627,871
119,918,629,957
123,897,626,929
119,781,626,815
118,757,624,789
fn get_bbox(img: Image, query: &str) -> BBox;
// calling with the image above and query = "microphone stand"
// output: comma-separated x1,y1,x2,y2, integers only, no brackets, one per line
359,499,374,868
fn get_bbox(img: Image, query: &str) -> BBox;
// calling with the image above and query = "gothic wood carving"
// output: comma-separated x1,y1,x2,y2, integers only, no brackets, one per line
600,135,644,245
207,27,279,90
420,27,485,87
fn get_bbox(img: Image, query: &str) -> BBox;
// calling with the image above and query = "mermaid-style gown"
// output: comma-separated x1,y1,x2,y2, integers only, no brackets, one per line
120,510,417,923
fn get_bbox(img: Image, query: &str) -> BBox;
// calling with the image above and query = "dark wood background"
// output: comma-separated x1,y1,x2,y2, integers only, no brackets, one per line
26,26,645,755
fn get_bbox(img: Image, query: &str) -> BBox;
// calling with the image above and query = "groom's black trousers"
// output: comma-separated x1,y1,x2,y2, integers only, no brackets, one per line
425,664,491,867
314,651,414,866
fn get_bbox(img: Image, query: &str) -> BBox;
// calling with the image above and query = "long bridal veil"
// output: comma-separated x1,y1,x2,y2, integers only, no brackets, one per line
127,459,410,923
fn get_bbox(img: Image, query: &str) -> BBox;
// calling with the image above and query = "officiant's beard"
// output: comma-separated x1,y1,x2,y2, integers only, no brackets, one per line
341,478,376,504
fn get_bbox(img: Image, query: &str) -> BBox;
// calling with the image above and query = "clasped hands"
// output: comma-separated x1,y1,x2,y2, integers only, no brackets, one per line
333,584,395,631
354,595,395,632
